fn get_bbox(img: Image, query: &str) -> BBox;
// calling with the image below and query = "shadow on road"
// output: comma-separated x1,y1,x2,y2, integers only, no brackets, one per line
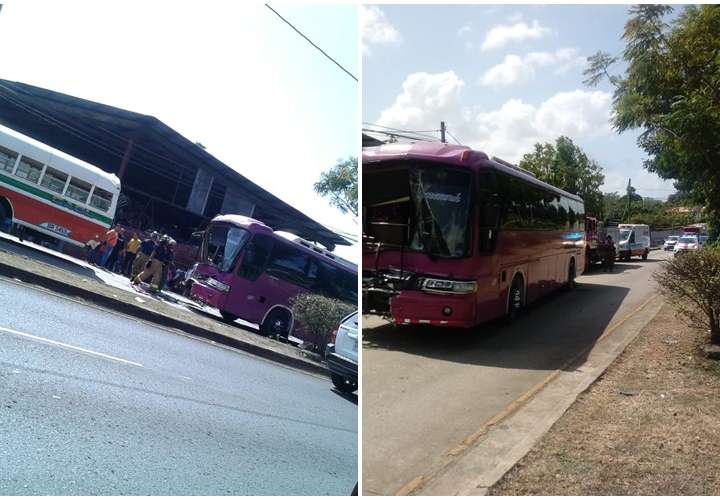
583,261,643,275
362,281,630,373
331,387,358,406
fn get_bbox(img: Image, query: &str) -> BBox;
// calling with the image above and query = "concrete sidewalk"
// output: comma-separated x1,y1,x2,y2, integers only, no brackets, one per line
0,236,325,375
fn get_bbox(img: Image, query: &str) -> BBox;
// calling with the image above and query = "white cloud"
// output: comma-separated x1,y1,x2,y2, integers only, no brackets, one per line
361,5,401,55
457,24,472,37
480,48,587,87
377,71,465,129
377,71,612,163
479,54,535,87
480,20,551,51
508,12,524,23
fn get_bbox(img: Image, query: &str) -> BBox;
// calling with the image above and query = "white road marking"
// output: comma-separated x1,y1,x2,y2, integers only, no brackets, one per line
0,326,144,367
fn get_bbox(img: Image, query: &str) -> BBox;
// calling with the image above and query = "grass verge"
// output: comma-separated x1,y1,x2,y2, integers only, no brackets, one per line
490,302,720,495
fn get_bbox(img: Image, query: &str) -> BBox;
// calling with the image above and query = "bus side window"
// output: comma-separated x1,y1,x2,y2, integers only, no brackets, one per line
0,145,18,173
478,172,500,253
478,201,500,253
14,156,43,183
265,242,312,288
238,234,273,281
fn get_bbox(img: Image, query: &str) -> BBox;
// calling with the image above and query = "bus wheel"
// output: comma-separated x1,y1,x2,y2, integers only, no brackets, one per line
0,199,11,233
565,258,576,290
261,309,290,340
219,310,238,324
507,275,525,321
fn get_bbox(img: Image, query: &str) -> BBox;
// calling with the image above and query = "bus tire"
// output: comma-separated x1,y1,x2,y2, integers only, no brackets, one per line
0,197,12,233
565,258,576,290
219,310,238,324
507,275,525,321
261,308,291,340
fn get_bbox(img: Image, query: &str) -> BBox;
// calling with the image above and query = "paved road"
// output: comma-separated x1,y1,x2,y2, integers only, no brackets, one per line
0,278,357,495
362,250,668,495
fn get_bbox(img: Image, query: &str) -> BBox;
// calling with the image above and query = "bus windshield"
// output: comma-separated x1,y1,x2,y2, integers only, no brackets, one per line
205,224,251,272
365,163,471,258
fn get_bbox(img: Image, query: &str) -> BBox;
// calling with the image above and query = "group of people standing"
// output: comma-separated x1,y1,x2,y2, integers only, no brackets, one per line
86,226,177,292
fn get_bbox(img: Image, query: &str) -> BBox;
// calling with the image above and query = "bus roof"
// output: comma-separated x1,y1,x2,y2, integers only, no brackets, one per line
0,123,120,192
363,141,584,203
211,214,357,272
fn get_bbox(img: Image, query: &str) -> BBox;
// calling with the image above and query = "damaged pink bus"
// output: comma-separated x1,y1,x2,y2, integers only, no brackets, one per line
362,141,585,328
191,215,357,343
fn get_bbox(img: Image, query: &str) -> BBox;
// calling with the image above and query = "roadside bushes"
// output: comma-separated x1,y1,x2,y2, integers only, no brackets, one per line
655,247,720,345
290,293,355,355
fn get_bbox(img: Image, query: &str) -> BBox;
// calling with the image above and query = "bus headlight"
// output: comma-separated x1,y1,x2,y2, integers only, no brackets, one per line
206,277,231,293
421,278,477,294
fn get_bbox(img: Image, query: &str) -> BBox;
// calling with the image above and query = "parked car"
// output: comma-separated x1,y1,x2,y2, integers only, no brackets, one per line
674,235,701,254
663,235,680,251
326,311,358,394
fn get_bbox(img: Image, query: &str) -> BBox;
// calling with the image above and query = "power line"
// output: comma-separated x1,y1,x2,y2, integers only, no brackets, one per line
265,4,357,83
362,122,440,134
363,128,441,143
446,129,462,145
362,122,440,141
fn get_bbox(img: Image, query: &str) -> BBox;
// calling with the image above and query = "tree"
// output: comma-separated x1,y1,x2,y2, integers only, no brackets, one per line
314,157,358,218
584,5,720,228
519,136,605,216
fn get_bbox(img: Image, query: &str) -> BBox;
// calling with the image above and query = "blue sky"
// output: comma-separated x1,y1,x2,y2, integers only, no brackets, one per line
362,4,679,200
0,1,358,261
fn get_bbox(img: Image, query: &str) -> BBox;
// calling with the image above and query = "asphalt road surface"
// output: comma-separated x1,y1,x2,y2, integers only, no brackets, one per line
362,250,668,495
0,278,357,495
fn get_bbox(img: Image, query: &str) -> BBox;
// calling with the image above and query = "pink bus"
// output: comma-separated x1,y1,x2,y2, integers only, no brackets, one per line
190,215,357,343
362,141,585,327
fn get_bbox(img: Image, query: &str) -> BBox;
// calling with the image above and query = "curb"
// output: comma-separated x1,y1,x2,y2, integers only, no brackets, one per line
0,261,327,376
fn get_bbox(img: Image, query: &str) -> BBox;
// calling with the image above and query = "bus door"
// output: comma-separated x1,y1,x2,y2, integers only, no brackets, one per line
234,233,277,324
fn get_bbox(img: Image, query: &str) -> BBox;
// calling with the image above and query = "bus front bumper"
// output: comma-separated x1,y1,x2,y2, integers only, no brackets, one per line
390,291,476,328
190,281,226,309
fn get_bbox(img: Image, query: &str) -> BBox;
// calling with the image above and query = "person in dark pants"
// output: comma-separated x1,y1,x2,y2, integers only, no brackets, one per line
105,229,125,272
158,238,176,292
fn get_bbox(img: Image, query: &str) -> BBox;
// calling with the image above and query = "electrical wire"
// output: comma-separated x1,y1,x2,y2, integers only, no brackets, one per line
265,4,358,83
445,129,462,145
363,128,441,143
362,122,441,141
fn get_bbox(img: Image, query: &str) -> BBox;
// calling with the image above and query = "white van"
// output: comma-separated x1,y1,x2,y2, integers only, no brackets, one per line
617,224,651,261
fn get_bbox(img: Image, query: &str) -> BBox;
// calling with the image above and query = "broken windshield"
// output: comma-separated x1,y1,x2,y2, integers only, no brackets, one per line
205,225,251,273
364,162,472,258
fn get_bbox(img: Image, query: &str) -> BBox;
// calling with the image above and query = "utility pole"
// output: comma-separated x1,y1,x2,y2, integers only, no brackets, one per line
626,178,632,220
440,121,446,143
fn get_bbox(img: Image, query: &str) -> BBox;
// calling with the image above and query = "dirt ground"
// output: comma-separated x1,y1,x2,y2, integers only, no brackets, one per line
491,302,720,496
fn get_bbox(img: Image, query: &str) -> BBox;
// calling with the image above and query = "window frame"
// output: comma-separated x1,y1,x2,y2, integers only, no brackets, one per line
89,185,113,212
14,155,45,184
39,165,70,195
0,145,20,174
64,176,93,204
